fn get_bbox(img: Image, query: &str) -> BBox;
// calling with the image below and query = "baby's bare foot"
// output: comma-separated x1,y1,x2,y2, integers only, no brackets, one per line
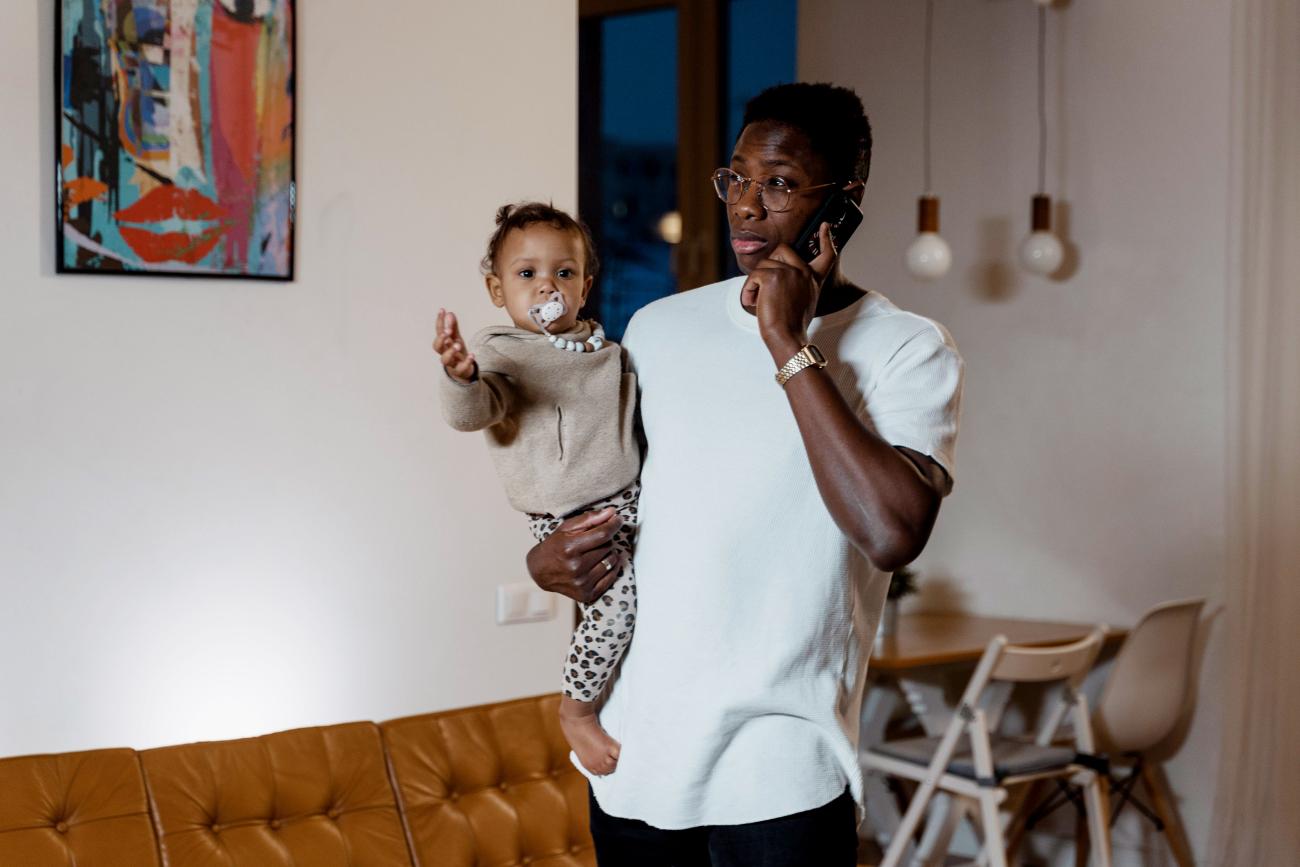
559,697,620,776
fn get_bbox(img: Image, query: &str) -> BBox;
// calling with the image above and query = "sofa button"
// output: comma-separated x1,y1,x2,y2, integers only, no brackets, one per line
54,821,68,833
328,808,341,819
269,819,282,830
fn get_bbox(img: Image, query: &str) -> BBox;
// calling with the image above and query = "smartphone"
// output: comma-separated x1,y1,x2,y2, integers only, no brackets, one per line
793,188,863,263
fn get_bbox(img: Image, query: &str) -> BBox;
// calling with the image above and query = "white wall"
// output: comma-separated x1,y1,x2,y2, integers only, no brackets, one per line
0,0,578,755
799,0,1228,863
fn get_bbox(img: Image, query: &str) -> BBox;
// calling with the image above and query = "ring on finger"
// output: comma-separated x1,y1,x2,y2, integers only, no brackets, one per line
601,557,614,572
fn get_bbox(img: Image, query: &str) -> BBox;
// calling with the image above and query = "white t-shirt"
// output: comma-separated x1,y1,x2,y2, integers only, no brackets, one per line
582,276,963,829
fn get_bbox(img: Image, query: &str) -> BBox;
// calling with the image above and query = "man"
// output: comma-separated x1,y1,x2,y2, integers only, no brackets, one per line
527,83,963,866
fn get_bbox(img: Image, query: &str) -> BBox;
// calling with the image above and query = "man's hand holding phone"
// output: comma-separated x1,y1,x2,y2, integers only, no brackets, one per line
740,220,838,363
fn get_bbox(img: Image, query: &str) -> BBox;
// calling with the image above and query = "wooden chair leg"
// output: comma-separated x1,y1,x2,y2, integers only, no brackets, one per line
878,776,939,867
976,792,1009,867
1138,759,1196,867
1002,780,1046,865
915,793,965,867
1081,774,1112,867
1074,810,1090,867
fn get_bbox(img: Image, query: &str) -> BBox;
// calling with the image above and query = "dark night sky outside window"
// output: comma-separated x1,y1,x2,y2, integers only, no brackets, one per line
721,0,798,280
582,0,796,338
595,9,678,342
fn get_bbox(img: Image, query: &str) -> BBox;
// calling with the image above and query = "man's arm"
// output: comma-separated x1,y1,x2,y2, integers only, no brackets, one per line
771,341,947,571
745,225,957,572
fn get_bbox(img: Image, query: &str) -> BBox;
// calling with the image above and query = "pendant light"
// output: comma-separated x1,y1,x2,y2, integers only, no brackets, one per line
904,0,952,280
1018,2,1064,275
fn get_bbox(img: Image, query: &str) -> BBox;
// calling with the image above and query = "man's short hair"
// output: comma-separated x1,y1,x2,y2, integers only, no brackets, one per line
741,82,873,185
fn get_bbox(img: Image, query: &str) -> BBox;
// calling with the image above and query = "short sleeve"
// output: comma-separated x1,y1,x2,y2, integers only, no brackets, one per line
864,327,964,486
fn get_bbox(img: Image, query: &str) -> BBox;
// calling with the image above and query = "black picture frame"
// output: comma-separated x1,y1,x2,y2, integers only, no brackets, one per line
55,0,297,281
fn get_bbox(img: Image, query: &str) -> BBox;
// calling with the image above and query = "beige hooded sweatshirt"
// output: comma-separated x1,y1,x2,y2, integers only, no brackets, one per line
439,320,640,517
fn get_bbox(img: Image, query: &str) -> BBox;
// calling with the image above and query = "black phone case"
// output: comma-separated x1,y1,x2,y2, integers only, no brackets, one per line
794,190,864,262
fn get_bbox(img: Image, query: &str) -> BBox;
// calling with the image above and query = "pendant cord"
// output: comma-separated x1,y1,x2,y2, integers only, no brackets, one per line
1037,4,1047,195
923,0,934,195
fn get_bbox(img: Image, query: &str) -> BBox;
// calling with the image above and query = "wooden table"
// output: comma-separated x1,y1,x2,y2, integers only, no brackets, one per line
859,613,1127,865
871,612,1127,672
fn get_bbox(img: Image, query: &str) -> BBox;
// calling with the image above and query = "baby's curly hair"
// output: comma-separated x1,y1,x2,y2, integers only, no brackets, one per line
481,202,600,281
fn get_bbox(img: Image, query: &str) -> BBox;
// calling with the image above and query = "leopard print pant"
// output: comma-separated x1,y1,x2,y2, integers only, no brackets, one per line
527,481,639,703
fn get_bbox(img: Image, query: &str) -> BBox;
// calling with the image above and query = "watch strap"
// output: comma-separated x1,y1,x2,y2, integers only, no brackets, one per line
775,344,828,386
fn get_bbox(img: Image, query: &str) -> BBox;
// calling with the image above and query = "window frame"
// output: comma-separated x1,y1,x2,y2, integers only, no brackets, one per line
578,0,725,297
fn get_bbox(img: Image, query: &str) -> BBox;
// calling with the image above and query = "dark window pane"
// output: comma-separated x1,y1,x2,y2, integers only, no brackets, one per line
579,2,798,328
594,9,678,341
721,0,797,279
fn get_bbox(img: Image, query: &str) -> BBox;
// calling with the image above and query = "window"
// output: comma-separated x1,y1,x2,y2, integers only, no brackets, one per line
579,0,797,339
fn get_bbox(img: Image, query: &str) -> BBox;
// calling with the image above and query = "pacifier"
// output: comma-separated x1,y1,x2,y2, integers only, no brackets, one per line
528,290,569,333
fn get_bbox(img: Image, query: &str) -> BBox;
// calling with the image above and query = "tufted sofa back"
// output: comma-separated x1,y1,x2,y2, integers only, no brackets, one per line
0,748,161,866
383,694,595,867
139,721,411,866
0,694,593,867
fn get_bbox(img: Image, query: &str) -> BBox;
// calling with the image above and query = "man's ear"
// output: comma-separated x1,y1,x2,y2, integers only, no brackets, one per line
485,273,505,308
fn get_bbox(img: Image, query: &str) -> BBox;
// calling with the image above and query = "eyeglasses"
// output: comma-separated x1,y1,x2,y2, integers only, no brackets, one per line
710,168,844,213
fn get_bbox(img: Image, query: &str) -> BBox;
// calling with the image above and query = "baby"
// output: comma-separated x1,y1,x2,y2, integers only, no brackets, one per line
435,202,639,775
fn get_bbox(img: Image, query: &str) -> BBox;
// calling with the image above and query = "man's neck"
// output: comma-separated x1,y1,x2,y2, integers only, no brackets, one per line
815,269,867,318
735,267,866,319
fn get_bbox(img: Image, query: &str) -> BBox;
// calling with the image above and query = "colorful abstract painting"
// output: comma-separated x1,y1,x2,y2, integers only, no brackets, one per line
57,0,295,279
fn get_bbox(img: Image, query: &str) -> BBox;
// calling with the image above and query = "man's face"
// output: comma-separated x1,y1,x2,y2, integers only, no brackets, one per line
726,121,837,275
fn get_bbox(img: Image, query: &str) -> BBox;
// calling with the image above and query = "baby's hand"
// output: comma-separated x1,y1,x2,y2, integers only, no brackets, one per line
434,309,477,384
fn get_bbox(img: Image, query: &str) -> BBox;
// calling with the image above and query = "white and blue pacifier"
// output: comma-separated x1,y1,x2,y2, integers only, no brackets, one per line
530,291,605,353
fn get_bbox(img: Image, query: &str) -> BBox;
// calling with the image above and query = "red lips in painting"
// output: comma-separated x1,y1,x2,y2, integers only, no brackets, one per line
114,186,228,265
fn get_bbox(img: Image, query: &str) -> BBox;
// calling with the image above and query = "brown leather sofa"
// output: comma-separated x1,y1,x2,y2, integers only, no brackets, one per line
0,693,595,867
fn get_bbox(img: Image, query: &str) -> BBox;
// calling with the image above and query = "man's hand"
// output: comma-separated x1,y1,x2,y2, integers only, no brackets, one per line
526,507,626,604
739,222,837,361
434,308,477,383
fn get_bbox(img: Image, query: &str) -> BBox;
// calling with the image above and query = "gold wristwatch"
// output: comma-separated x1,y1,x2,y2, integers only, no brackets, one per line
775,343,828,386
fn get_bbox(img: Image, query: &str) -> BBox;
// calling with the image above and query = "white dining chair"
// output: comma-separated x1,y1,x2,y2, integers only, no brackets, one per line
1021,598,1205,867
862,628,1113,867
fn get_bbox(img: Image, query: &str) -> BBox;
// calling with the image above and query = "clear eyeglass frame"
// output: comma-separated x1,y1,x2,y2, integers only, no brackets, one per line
709,168,843,213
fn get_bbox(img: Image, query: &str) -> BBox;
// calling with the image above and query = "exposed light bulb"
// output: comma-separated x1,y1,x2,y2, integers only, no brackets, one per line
907,235,952,280
1019,232,1063,275
656,210,682,245
905,196,952,280
1019,194,1063,276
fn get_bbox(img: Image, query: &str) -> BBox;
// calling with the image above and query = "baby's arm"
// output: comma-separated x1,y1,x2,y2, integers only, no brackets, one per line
435,309,512,431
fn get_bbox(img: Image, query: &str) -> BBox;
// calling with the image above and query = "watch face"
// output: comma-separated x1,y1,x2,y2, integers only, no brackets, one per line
805,345,828,365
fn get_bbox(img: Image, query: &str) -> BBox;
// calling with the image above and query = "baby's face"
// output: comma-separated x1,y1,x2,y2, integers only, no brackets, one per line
486,225,592,334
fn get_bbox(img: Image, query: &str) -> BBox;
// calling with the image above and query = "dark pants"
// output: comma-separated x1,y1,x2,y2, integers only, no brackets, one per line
587,786,860,867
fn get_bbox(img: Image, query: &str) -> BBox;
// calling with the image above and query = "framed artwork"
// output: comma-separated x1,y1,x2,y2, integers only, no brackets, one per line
56,1,296,280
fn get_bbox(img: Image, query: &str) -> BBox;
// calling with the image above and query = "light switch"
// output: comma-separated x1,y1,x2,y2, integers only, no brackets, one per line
496,582,556,625
526,590,555,619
